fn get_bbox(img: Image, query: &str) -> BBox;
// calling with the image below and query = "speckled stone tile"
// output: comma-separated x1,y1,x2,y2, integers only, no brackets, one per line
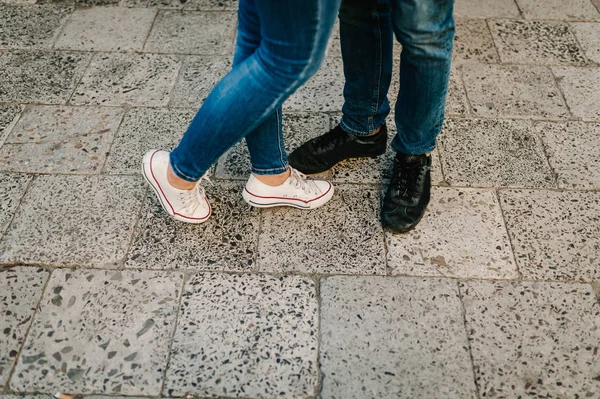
571,22,600,64
10,269,182,395
331,125,445,185
0,50,91,104
126,182,258,271
184,0,237,10
258,185,385,274
462,280,600,399
144,11,236,55
446,65,469,116
104,107,193,174
284,58,345,112
169,56,231,108
0,267,48,388
0,174,31,239
552,66,600,120
0,4,71,50
453,19,499,63
72,53,181,107
454,0,521,18
37,0,119,6
439,118,555,187
537,121,600,189
54,7,155,52
0,105,24,143
386,187,517,279
462,63,569,119
0,105,123,174
515,0,600,21
320,276,477,399
499,189,600,281
215,113,330,180
164,273,318,398
489,20,587,66
0,175,145,268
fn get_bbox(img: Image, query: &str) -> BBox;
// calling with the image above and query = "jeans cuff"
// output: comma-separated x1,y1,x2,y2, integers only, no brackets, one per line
169,154,203,183
340,117,385,137
251,163,290,176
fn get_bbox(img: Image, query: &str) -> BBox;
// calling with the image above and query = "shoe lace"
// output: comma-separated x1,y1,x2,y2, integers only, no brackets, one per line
179,175,212,213
391,161,426,200
289,168,319,196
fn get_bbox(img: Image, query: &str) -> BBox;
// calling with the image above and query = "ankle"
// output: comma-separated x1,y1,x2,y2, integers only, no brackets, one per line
167,165,196,190
254,169,291,186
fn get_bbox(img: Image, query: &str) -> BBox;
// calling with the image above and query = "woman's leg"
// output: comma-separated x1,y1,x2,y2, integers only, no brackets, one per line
169,0,340,183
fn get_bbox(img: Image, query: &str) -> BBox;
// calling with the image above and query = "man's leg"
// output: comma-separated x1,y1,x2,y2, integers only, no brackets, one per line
288,0,395,174
381,0,454,233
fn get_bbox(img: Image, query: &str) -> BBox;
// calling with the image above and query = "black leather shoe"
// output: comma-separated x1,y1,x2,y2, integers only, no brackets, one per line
382,152,431,233
288,124,388,174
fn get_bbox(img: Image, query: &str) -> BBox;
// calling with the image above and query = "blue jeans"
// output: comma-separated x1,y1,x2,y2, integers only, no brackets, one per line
339,0,455,155
170,0,340,181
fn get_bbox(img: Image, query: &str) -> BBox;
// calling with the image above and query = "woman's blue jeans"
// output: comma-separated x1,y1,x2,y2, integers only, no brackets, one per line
339,0,455,155
170,0,340,181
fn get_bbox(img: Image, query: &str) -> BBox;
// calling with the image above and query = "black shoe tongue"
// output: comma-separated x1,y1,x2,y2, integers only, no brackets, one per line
396,153,430,165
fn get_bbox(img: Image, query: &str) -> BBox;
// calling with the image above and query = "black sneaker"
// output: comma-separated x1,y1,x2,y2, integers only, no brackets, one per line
382,152,431,233
288,124,388,174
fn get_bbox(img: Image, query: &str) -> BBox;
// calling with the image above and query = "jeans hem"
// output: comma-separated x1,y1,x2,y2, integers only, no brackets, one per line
392,143,437,156
340,118,385,137
169,154,203,183
251,163,290,176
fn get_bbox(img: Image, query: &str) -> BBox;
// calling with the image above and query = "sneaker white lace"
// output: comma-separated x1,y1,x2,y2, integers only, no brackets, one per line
142,150,211,223
242,167,334,209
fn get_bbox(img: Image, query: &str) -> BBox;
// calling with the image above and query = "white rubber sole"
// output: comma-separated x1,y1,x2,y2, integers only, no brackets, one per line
142,151,211,224
242,182,334,210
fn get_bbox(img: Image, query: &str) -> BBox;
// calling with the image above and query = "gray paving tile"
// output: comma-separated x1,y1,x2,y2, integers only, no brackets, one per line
553,66,600,120
446,65,469,116
0,266,48,388
0,105,24,143
144,11,236,55
258,185,386,274
320,276,477,399
386,187,517,279
215,113,330,180
72,53,181,107
165,273,318,398
119,0,182,8
462,63,569,119
37,0,118,5
104,107,193,175
453,19,499,63
0,105,123,174
331,125,445,185
184,0,237,10
126,182,258,271
439,118,555,187
453,0,521,18
54,7,156,51
0,50,91,104
169,56,231,108
499,189,600,281
0,174,31,239
571,22,600,64
489,20,586,66
0,175,145,268
10,269,182,395
537,121,600,189
0,4,71,50
515,0,600,20
285,58,346,112
462,280,600,399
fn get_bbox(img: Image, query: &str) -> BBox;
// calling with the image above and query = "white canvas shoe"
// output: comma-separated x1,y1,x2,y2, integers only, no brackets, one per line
242,167,334,209
142,150,211,224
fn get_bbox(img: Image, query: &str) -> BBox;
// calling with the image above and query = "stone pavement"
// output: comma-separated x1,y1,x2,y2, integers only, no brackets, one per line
0,0,599,397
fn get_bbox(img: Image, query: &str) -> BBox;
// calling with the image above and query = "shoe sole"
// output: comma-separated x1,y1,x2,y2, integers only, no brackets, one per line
242,183,334,210
381,213,425,234
142,151,211,224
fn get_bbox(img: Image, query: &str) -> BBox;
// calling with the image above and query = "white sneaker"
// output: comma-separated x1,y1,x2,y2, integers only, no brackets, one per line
242,167,334,209
142,150,211,224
